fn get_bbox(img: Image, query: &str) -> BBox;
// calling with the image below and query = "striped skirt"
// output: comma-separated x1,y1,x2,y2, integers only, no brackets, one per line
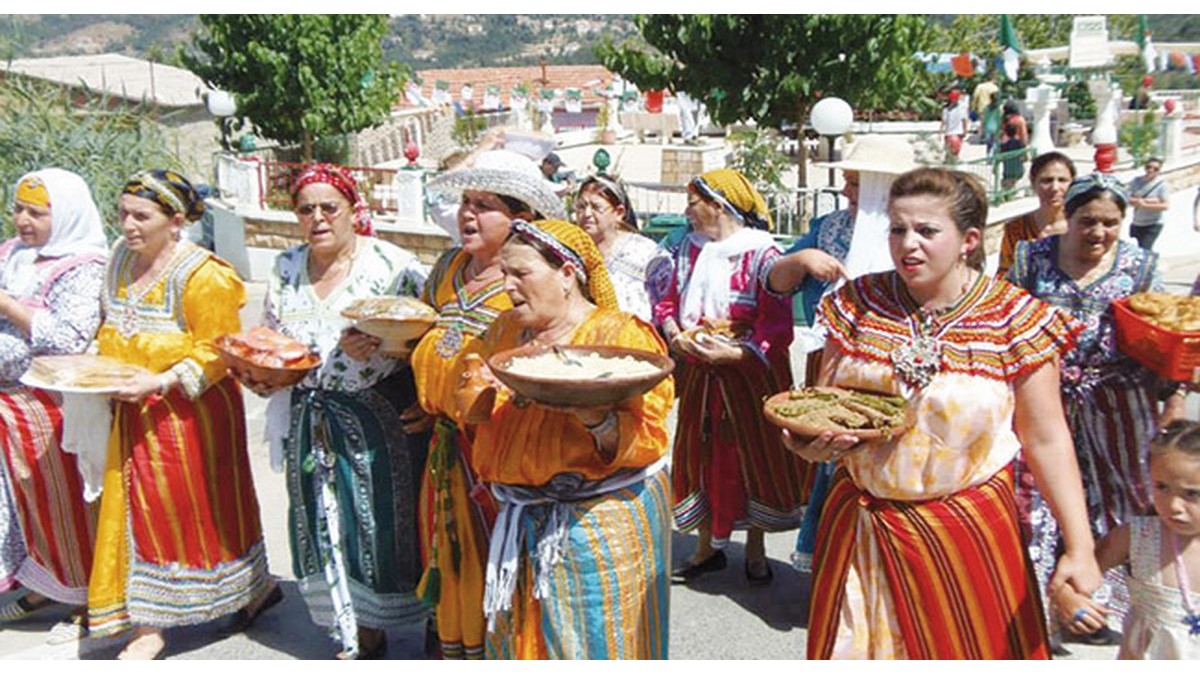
417,417,495,659
88,378,270,636
486,470,671,660
672,356,811,541
808,467,1048,660
0,386,95,604
285,370,430,645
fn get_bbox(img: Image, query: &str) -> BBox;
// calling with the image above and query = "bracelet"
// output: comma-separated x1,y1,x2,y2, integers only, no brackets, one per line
1172,388,1188,399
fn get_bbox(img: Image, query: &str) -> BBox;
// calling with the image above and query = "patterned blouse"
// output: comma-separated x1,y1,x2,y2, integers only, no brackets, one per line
818,271,1080,500
0,242,105,385
265,237,428,392
654,234,793,363
1007,237,1161,374
604,232,672,325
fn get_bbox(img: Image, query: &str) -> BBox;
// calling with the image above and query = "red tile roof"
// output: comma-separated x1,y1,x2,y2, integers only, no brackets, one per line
402,64,613,110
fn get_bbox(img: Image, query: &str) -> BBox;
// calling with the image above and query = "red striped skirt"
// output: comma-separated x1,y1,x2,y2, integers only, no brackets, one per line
671,354,812,539
0,386,95,604
808,466,1049,659
88,378,269,635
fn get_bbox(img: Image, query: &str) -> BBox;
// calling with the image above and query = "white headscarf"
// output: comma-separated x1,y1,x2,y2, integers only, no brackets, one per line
840,171,897,282
2,168,108,296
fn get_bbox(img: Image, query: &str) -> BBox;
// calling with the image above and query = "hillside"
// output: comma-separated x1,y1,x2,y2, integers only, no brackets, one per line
0,14,636,68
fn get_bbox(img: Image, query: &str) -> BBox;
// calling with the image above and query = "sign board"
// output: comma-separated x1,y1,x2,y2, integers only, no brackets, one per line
1069,15,1111,69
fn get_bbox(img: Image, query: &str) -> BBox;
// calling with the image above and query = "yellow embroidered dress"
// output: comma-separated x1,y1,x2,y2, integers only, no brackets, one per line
88,240,270,636
413,248,510,659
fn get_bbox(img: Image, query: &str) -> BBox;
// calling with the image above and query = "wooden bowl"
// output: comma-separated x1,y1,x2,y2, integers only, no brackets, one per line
216,336,321,389
341,297,437,354
487,345,674,408
762,387,911,440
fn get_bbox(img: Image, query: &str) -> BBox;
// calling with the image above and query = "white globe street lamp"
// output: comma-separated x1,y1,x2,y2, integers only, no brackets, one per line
810,96,854,188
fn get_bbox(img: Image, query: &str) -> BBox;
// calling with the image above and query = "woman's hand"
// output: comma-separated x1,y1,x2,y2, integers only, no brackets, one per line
781,429,862,463
111,371,166,404
227,364,284,398
339,328,381,362
792,249,848,284
400,401,434,434
1047,547,1103,605
686,334,745,365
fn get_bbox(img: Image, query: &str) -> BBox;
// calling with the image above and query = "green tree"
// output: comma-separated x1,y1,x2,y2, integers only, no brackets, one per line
598,15,934,128
930,15,1140,57
182,15,407,162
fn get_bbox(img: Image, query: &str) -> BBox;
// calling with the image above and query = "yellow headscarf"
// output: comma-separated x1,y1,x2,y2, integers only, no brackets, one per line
509,219,619,310
691,168,773,231
16,175,51,208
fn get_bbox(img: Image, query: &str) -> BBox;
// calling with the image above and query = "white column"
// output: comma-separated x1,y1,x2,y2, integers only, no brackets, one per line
393,169,425,227
1026,83,1060,156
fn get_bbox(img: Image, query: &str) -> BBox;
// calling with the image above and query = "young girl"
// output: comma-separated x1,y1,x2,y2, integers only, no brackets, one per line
1056,420,1200,659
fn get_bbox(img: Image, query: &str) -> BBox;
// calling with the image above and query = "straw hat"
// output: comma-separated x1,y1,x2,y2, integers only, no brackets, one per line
814,136,919,175
426,149,567,220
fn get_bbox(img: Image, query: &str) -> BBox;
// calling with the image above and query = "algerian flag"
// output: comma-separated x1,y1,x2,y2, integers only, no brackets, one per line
999,15,1022,82
1138,15,1158,72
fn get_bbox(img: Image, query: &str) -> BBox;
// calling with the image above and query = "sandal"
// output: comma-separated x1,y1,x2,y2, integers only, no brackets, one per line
117,629,167,660
0,592,56,623
222,583,283,635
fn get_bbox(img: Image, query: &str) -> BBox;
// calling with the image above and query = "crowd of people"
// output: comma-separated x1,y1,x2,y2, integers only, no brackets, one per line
0,136,1197,661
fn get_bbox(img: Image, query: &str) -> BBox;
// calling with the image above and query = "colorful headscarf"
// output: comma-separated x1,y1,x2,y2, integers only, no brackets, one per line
1064,173,1129,215
15,175,50,208
690,168,773,231
123,169,206,222
290,163,375,236
509,219,618,310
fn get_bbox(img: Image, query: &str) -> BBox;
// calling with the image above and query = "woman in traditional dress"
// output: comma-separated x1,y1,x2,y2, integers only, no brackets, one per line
461,219,673,659
571,174,671,324
660,168,810,585
230,163,429,659
89,170,275,659
792,167,1100,659
414,149,565,659
996,152,1076,277
1007,173,1185,637
0,169,106,634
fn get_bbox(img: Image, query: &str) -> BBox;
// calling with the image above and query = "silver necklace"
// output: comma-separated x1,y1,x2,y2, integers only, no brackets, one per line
890,271,980,391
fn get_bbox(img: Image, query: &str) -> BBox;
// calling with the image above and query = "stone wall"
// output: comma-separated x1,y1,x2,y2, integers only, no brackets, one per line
243,215,453,266
659,144,726,185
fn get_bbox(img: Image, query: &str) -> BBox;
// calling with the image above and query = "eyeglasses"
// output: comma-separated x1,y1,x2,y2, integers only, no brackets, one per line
295,201,344,218
573,200,612,216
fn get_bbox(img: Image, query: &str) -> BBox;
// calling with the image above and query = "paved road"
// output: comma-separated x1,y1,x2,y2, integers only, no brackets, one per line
4,183,1197,659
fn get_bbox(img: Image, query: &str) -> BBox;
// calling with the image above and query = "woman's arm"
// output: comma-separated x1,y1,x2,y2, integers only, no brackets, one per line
1013,359,1101,597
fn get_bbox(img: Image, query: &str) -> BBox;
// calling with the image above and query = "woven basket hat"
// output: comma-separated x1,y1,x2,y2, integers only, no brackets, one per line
427,149,567,220
813,135,918,175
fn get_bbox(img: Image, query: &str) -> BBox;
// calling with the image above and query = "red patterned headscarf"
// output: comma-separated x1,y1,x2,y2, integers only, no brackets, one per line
290,163,375,236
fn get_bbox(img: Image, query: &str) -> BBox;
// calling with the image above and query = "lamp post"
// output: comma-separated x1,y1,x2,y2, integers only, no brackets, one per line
204,90,237,152
810,97,854,190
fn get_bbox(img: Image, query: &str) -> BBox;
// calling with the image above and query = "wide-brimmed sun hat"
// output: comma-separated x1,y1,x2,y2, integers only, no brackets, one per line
426,149,567,220
813,135,919,175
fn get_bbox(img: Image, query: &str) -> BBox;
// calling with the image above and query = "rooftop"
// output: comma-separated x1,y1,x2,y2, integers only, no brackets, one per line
1,53,210,108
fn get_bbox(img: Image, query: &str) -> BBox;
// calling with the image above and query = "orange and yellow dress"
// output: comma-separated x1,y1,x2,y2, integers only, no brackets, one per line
412,248,509,659
88,240,270,636
465,307,674,659
807,271,1080,659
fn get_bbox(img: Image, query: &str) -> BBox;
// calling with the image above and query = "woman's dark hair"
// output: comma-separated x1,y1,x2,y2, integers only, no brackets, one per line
497,194,536,218
1152,419,1200,460
1029,151,1077,183
503,228,592,302
1002,100,1020,116
888,167,988,271
577,175,639,230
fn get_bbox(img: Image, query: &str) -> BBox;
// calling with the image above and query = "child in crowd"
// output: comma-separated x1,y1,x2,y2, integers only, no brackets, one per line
1055,420,1200,659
